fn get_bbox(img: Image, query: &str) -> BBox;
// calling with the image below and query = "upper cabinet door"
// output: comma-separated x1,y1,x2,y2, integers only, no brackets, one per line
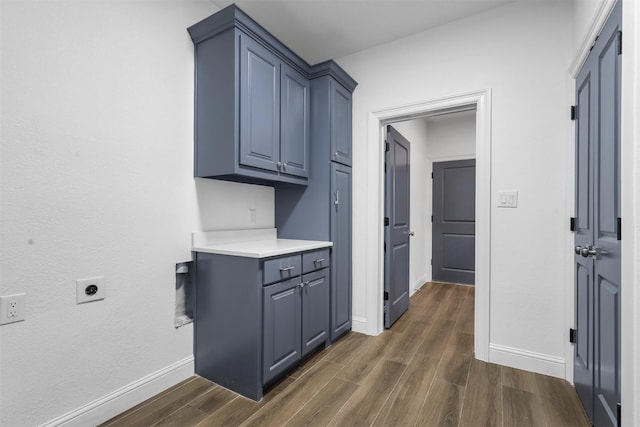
239,34,280,172
280,63,310,178
330,81,352,166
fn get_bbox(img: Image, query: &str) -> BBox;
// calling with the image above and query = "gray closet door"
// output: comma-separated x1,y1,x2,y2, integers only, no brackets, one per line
330,162,352,340
574,3,621,426
239,33,280,172
574,49,595,421
432,159,476,285
384,126,410,328
280,63,310,178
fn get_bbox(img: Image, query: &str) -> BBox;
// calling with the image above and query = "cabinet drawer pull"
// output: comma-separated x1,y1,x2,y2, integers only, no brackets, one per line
314,258,325,264
280,266,295,272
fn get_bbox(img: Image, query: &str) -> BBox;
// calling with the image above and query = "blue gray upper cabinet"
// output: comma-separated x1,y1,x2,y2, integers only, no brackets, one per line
330,81,353,166
239,34,281,174
280,63,310,178
188,5,310,185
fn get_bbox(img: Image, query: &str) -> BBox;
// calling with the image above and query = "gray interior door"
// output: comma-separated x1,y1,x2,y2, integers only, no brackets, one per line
432,159,476,285
384,126,411,328
574,3,621,426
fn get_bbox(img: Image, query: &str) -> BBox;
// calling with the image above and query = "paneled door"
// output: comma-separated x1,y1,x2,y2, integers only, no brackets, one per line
384,126,411,328
432,159,476,285
574,2,621,426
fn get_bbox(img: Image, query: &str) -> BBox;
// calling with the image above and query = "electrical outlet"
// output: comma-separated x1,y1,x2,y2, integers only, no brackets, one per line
76,276,105,304
0,294,26,325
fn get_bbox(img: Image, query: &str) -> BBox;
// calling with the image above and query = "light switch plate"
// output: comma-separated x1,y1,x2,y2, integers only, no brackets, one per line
498,191,518,208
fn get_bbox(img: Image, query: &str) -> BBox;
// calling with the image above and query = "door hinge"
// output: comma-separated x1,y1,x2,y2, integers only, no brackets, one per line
385,142,390,152
569,328,577,344
618,30,622,55
430,258,433,265
617,403,621,427
617,217,621,240
431,215,433,223
431,172,434,179
384,242,386,252
384,291,389,301
589,35,599,51
570,217,576,231
384,217,389,226
570,105,577,121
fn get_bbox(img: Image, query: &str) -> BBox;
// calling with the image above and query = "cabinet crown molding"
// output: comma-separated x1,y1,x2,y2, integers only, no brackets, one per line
188,4,357,93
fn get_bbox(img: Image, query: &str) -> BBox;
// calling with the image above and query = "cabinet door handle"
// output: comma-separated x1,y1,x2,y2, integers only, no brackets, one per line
277,162,283,169
334,191,339,206
282,162,287,170
280,266,295,272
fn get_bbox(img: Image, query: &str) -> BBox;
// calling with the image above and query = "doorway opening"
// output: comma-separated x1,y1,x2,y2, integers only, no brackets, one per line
383,110,477,330
366,90,491,360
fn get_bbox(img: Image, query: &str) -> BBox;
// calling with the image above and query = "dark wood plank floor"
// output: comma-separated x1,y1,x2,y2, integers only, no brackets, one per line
101,282,590,427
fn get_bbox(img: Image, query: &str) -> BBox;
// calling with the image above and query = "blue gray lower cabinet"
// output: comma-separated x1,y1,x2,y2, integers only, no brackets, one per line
194,249,330,401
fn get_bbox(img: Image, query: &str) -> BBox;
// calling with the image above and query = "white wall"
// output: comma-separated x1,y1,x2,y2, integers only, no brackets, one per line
338,1,574,375
393,112,476,295
0,1,275,425
425,111,476,161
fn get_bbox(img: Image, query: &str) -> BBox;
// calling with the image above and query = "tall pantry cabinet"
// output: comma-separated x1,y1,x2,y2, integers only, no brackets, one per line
276,65,356,341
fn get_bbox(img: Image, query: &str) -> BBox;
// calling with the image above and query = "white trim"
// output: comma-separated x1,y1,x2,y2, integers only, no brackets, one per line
411,274,429,296
41,357,194,427
569,0,618,77
489,344,566,378
620,1,639,424
351,316,368,334
428,153,476,162
366,89,492,361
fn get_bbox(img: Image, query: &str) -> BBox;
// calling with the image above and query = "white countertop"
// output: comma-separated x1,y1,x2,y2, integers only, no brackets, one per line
192,229,332,258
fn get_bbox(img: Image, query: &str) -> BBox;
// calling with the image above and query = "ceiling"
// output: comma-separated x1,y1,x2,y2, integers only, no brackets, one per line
210,0,517,64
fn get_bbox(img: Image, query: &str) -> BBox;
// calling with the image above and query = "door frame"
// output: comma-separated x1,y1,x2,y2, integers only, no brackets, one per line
365,89,492,361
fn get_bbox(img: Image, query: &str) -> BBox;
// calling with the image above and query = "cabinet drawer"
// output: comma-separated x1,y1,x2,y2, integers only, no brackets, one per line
302,249,330,274
263,255,302,285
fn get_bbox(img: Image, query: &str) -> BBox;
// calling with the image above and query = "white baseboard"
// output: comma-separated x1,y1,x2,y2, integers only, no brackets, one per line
489,343,565,378
42,356,195,427
411,276,429,295
351,316,368,334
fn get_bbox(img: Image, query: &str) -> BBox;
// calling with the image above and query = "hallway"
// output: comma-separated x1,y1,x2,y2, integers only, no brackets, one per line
103,282,590,426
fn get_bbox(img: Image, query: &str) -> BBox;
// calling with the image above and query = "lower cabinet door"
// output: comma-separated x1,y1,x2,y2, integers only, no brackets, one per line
263,278,302,384
301,269,330,356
